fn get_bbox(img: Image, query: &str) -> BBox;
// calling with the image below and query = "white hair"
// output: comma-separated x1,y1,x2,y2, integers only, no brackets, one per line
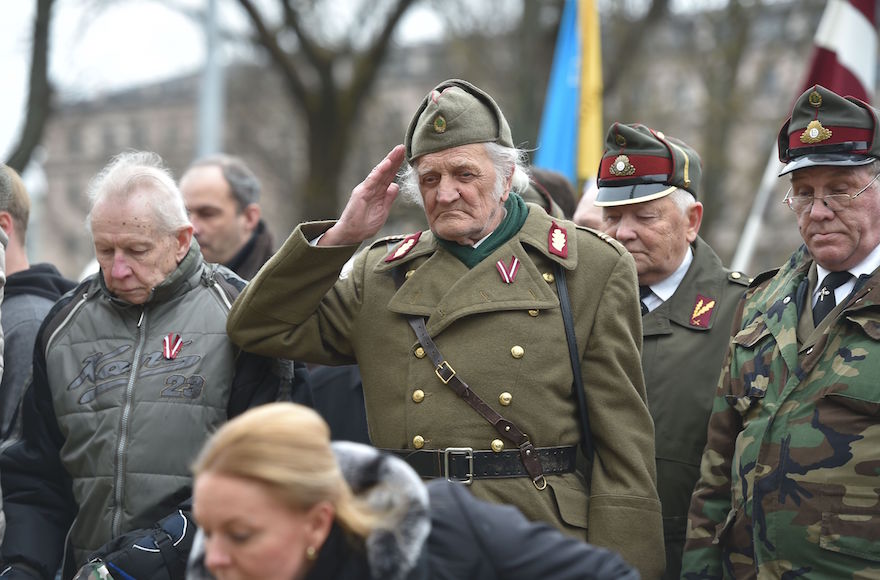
86,150,191,235
398,142,531,206
668,188,697,214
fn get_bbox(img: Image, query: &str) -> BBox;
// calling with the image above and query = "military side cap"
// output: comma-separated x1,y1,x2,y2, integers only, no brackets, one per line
777,84,880,176
595,123,701,206
404,79,514,163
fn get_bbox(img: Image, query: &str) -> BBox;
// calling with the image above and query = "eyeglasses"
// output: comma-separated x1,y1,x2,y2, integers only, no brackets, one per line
783,172,880,214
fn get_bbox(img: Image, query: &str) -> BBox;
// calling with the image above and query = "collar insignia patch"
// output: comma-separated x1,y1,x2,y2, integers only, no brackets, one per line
496,256,521,284
691,294,716,327
384,232,422,263
548,222,568,258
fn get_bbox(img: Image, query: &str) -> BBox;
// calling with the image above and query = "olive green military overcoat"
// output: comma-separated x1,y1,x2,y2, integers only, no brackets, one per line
640,236,748,580
227,205,665,578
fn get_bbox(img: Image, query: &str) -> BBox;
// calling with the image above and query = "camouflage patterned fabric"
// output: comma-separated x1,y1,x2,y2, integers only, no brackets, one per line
681,244,880,578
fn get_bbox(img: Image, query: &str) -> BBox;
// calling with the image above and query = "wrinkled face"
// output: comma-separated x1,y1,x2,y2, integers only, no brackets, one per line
601,194,700,285
790,165,880,271
416,144,510,246
194,472,321,580
180,165,252,264
91,192,191,305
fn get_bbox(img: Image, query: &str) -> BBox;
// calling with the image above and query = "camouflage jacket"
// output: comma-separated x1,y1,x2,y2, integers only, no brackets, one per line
681,244,880,578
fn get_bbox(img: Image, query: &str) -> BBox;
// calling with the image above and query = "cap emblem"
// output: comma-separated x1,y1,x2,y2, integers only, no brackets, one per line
800,119,832,144
808,90,823,108
433,115,447,134
609,154,636,176
615,134,627,147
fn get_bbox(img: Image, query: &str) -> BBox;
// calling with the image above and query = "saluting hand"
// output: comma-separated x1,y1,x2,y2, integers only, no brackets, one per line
320,145,405,246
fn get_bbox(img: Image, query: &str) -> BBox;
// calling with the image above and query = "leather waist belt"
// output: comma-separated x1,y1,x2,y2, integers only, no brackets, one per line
386,445,576,485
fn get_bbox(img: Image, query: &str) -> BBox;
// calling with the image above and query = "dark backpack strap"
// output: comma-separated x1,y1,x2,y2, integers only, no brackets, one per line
554,262,594,460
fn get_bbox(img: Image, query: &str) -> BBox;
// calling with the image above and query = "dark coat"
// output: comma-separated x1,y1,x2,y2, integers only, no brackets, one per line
224,220,274,280
187,442,639,580
640,237,748,579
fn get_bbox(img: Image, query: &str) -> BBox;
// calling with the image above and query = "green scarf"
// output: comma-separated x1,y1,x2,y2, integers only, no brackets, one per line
437,192,529,268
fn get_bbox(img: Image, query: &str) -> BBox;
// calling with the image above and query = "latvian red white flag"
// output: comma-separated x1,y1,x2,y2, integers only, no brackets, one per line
802,0,877,102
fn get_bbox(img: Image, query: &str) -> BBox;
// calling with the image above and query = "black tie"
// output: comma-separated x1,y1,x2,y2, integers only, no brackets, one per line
812,271,853,325
639,286,651,316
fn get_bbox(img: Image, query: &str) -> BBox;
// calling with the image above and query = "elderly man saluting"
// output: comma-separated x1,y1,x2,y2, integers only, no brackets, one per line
683,86,880,578
226,79,664,577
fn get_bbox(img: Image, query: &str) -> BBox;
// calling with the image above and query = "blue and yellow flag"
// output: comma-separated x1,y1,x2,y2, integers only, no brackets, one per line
535,0,603,191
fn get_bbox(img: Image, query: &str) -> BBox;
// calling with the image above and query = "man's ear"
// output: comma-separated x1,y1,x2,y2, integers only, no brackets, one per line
242,203,261,233
0,211,13,237
175,225,194,263
685,201,703,243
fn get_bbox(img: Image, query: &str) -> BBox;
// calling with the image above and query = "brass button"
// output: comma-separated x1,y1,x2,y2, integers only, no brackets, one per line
499,392,512,406
491,439,504,452
731,271,742,280
528,309,539,317
542,272,555,283
405,269,415,279
511,345,524,359
412,389,425,403
414,346,426,359
412,435,425,449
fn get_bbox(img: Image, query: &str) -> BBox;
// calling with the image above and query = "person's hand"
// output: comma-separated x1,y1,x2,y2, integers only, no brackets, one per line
320,145,406,246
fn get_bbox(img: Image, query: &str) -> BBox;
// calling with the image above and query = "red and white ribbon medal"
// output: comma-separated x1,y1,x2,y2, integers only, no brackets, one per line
496,256,520,284
163,333,183,360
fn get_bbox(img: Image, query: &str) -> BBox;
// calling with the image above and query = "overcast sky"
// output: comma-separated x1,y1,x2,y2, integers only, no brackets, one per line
0,0,443,159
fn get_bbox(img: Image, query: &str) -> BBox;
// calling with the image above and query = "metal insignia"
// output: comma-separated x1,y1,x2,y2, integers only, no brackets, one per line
433,115,447,133
800,119,832,144
808,90,822,108
615,134,627,147
609,154,636,176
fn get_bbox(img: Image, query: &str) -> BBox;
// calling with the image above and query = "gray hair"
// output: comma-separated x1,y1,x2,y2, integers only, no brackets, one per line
0,164,30,241
185,154,261,210
668,188,697,214
86,151,191,236
399,142,530,206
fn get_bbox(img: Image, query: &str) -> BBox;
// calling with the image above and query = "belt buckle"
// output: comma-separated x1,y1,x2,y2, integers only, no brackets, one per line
443,447,474,485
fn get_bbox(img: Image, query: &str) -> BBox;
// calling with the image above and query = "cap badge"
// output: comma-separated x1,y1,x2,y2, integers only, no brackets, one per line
163,333,183,360
384,231,422,262
548,221,568,258
609,154,636,176
615,134,627,147
433,115,447,134
808,90,823,108
495,255,521,284
690,294,716,327
800,119,832,144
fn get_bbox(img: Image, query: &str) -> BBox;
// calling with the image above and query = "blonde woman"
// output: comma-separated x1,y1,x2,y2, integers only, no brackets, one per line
187,403,639,580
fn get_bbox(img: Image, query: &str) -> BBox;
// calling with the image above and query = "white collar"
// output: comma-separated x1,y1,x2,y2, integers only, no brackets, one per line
646,246,694,303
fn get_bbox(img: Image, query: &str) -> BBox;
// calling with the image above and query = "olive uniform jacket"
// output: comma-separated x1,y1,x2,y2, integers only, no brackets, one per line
227,206,665,578
682,245,880,578
640,236,748,580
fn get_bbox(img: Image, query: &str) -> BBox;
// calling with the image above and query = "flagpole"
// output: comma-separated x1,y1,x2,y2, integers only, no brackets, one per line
730,151,783,272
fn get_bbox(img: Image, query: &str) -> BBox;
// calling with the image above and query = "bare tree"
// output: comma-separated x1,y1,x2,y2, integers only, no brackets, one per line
235,0,417,220
6,0,55,173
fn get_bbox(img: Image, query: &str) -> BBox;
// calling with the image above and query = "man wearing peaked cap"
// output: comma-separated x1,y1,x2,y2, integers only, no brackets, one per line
225,78,665,577
593,122,750,580
683,85,880,578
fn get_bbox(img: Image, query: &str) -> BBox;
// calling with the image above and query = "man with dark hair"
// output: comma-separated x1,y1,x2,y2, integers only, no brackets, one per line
179,154,274,280
226,79,664,577
683,85,880,577
0,164,76,442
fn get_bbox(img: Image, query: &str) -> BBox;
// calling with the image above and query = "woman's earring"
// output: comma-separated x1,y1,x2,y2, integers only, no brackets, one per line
306,546,318,561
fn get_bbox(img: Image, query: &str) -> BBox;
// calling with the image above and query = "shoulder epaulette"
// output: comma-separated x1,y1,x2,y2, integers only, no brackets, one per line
727,271,752,286
575,225,626,254
368,233,408,249
748,268,779,289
